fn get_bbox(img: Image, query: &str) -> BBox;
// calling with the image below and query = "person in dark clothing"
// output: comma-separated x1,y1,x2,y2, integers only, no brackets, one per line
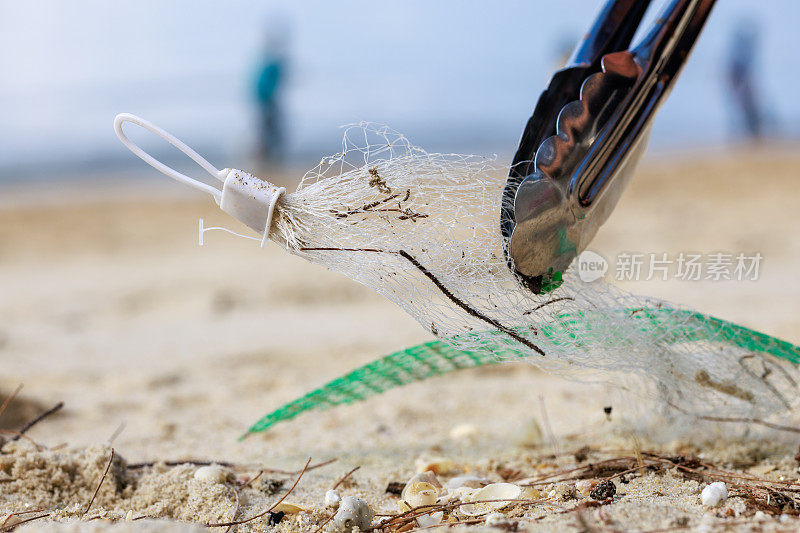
255,39,286,162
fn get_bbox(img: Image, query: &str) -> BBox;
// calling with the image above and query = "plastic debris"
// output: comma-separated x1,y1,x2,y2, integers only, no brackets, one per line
701,482,728,507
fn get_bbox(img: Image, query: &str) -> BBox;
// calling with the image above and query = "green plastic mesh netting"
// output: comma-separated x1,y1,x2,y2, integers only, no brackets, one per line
233,124,800,434
246,308,800,434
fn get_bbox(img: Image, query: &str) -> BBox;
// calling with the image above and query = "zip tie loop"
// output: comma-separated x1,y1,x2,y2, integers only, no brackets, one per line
114,113,225,203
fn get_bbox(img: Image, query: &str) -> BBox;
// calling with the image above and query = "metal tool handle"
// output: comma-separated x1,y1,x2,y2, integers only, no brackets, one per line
569,0,652,67
573,0,716,208
509,0,652,181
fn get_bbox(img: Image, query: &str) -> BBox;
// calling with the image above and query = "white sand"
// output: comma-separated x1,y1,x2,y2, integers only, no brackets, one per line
0,146,799,531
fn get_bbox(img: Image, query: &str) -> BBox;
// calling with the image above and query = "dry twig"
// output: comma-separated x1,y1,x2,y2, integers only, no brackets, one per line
11,402,63,441
1,513,50,532
333,466,361,490
83,448,115,516
0,384,23,421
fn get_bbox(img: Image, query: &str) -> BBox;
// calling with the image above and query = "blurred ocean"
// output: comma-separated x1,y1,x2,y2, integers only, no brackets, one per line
1,0,798,179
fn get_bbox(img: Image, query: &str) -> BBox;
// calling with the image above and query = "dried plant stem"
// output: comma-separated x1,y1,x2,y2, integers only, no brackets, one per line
376,498,551,531
83,448,115,516
695,414,800,434
0,384,23,420
224,488,240,533
332,466,360,490
242,470,264,488
1,512,50,531
311,513,335,533
665,401,800,434
0,430,45,451
128,459,235,470
523,297,575,315
11,402,63,441
0,508,46,530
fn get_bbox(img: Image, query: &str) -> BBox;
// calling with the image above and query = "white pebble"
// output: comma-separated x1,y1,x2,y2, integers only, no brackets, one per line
332,496,372,532
325,489,341,509
700,481,728,507
485,512,511,527
194,465,231,484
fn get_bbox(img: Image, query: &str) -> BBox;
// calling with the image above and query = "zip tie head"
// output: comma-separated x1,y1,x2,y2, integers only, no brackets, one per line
219,168,285,246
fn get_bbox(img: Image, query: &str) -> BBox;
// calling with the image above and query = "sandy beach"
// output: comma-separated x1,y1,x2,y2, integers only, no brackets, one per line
1,145,799,532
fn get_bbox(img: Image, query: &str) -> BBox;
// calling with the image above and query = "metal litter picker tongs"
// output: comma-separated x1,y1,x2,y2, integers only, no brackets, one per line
502,0,715,294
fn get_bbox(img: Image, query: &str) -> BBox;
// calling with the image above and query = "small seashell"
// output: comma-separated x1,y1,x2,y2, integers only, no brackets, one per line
447,486,479,503
272,502,307,514
446,476,486,490
325,489,341,509
194,465,232,484
125,510,133,522
416,511,443,528
415,456,459,476
701,482,728,507
460,483,521,516
332,496,372,532
485,512,513,527
408,470,443,489
398,482,438,512
401,471,442,498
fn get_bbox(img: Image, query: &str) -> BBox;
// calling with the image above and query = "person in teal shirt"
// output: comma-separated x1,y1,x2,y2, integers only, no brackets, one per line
255,41,285,162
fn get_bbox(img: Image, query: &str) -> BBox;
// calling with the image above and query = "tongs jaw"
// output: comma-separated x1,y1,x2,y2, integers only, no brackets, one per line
503,0,715,293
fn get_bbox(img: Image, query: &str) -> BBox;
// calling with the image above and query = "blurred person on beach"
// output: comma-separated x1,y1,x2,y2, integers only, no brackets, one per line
726,24,764,140
254,25,288,164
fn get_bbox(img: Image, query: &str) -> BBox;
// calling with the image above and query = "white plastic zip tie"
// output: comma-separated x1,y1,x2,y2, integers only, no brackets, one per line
114,113,285,246
198,218,260,246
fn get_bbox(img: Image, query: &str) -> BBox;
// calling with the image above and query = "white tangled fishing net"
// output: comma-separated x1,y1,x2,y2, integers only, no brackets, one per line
265,123,799,420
